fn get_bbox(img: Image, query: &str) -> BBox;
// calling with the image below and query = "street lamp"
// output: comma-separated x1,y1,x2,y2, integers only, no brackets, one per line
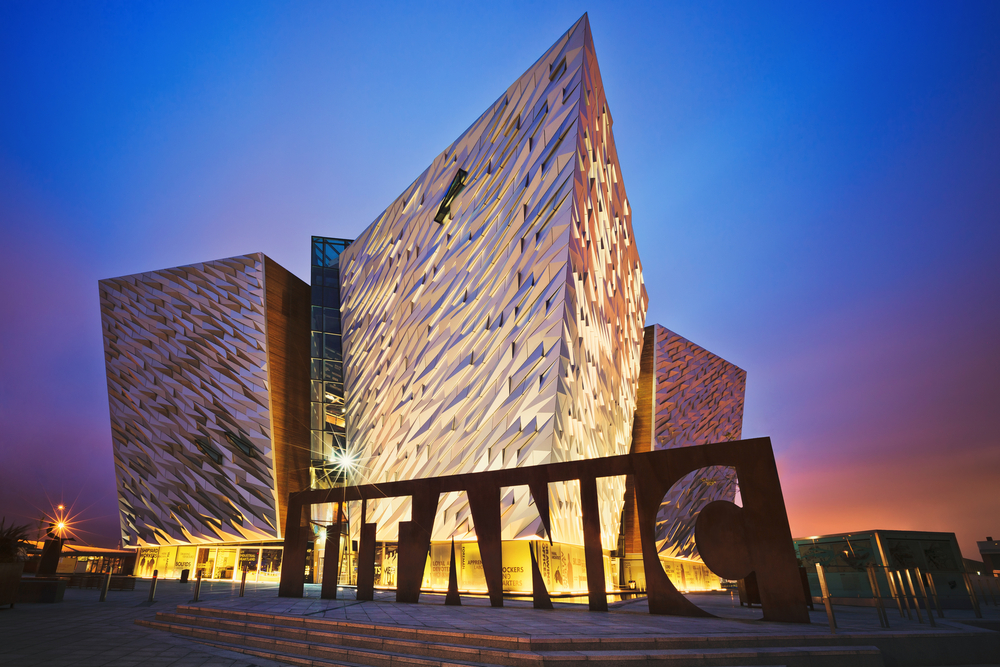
329,449,360,479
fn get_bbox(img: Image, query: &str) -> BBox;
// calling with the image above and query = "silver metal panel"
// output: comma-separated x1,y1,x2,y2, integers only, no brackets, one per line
340,16,648,549
100,254,280,547
649,325,747,559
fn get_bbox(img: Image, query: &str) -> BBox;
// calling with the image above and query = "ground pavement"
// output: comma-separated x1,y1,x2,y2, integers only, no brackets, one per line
0,579,289,667
1,579,998,666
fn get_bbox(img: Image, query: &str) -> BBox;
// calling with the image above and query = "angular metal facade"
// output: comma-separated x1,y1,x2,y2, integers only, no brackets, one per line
100,254,310,548
340,15,647,549
644,325,746,452
625,324,746,560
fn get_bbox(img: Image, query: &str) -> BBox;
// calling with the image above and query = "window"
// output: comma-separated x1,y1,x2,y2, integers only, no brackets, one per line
310,236,352,484
194,438,223,465
434,169,469,224
549,57,566,81
225,432,256,458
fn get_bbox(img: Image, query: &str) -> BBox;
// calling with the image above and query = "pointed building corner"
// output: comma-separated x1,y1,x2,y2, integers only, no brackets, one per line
339,14,646,559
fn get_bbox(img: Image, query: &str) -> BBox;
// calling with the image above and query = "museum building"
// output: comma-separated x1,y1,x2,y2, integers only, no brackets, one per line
99,15,747,593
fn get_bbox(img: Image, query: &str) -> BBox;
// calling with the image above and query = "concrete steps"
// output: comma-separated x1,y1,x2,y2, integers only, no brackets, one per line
136,604,885,667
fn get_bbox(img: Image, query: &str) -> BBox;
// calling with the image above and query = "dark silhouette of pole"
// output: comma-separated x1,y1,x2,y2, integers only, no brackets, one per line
192,569,202,603
147,570,158,603
99,572,111,602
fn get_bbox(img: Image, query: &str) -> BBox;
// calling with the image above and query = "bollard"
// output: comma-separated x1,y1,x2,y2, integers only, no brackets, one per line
192,570,202,603
147,570,158,603
925,570,944,618
866,564,889,628
99,571,112,602
963,572,983,618
239,568,248,597
816,564,836,634
914,568,935,627
904,570,923,623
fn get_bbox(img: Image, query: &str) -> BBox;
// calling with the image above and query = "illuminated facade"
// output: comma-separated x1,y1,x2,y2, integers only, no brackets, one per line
646,324,746,558
99,16,752,594
99,253,310,580
339,14,647,552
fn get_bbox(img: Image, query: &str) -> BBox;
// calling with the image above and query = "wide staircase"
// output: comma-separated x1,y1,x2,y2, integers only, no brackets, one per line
137,604,887,667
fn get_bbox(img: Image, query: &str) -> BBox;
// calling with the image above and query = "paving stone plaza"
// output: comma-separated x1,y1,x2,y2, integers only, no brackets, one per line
2,579,998,667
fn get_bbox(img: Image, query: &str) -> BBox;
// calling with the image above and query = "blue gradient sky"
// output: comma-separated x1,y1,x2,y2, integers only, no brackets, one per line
1,2,997,559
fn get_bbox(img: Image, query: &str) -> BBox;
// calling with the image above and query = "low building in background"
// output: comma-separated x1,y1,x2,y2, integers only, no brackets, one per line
23,542,136,576
794,529,979,608
964,558,989,576
99,253,311,582
979,537,999,576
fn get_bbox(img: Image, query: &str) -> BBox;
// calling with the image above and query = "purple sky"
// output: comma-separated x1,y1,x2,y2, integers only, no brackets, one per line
1,2,998,560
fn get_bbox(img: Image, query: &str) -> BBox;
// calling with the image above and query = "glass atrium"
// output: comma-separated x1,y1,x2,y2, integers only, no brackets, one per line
310,236,352,488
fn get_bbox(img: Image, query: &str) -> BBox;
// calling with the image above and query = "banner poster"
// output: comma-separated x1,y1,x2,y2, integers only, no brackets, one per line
548,542,568,592
460,542,486,590
415,540,600,593
661,558,684,589
569,544,587,591
535,541,552,587
500,541,530,592
684,561,714,590
238,548,260,571
379,544,398,586
424,542,452,588
259,548,282,581
659,557,716,591
137,548,158,577
154,546,175,576
175,546,196,573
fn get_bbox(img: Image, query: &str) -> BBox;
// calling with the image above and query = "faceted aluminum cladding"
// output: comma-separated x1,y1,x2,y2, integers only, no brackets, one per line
340,15,647,550
649,325,747,559
100,254,280,547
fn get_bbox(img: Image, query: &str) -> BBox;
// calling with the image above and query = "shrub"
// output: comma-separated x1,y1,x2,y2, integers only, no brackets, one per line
0,518,32,563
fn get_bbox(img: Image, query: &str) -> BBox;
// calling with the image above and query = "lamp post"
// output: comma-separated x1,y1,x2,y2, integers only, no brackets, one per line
37,505,73,576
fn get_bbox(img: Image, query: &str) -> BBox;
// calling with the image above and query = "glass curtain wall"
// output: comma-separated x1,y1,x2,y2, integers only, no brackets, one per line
310,236,352,488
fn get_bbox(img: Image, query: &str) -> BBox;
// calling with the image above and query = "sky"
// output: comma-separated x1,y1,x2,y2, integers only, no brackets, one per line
1,1,998,560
